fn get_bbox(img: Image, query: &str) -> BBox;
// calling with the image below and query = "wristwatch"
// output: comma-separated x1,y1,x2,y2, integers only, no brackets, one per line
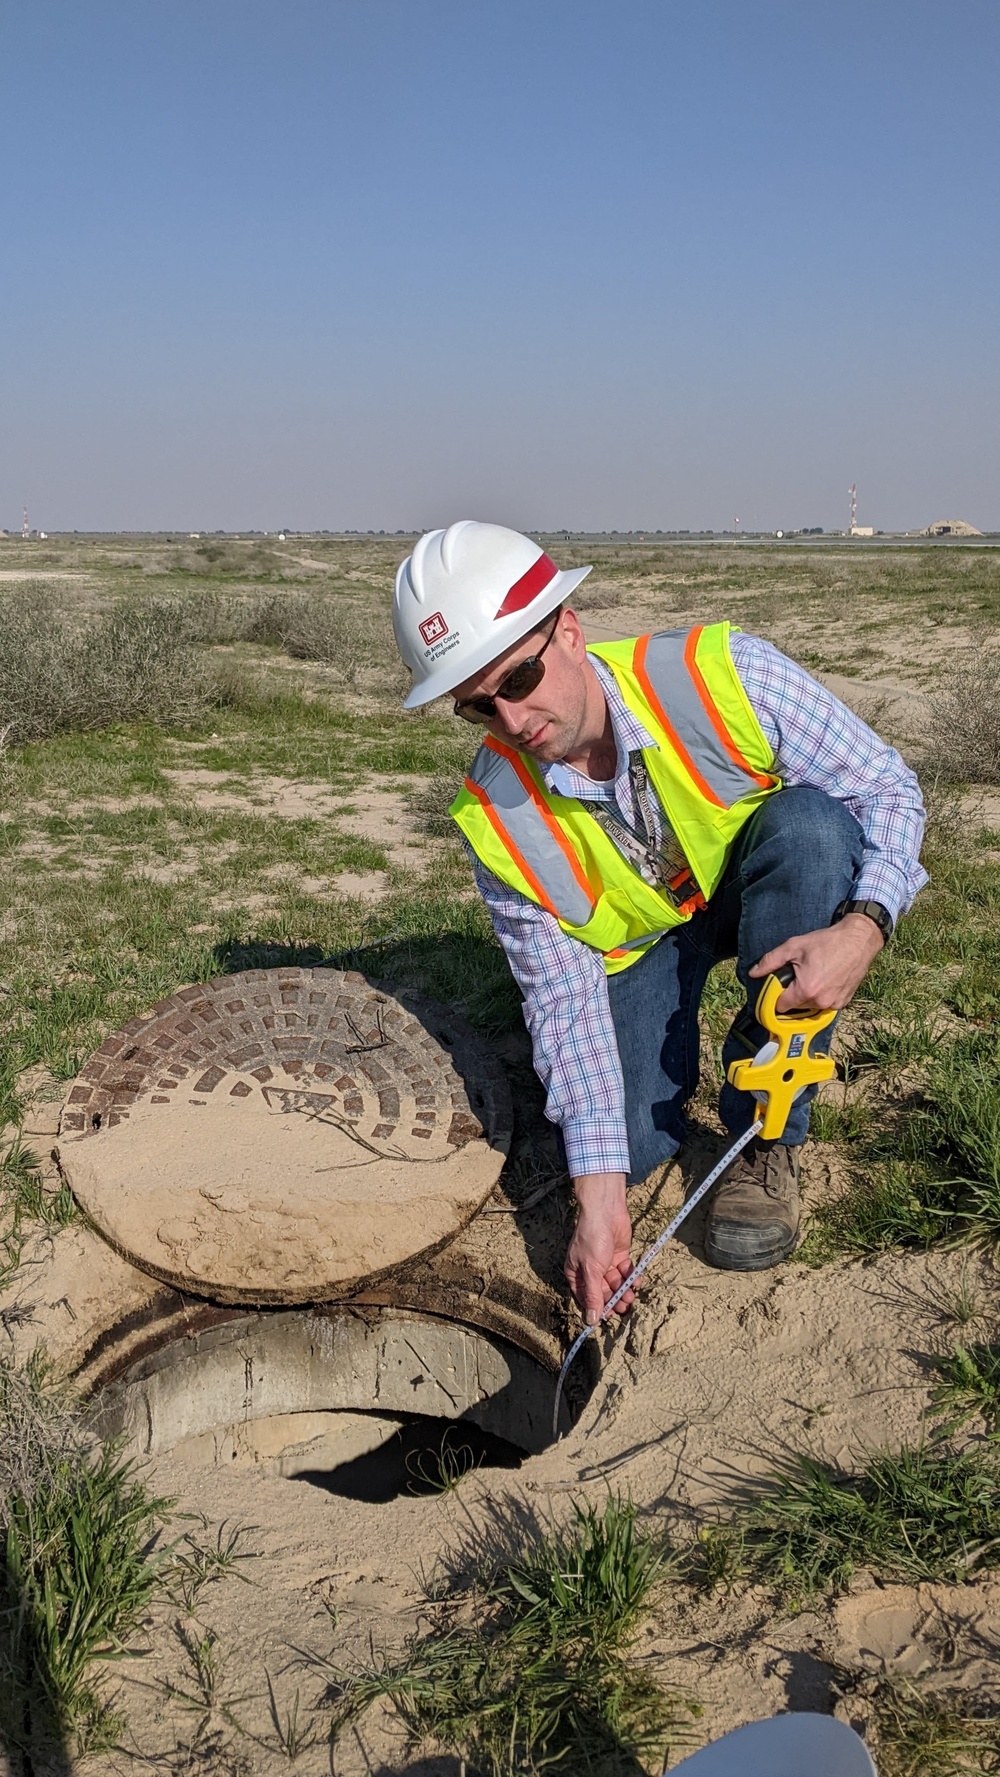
832,898,894,942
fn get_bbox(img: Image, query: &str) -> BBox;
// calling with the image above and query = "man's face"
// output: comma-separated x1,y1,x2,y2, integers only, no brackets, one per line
451,608,590,765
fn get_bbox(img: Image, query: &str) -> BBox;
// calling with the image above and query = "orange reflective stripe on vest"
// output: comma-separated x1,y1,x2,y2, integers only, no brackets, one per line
682,626,777,791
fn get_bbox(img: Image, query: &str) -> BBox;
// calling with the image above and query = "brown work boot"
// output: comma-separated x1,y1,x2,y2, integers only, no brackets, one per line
704,1140,800,1271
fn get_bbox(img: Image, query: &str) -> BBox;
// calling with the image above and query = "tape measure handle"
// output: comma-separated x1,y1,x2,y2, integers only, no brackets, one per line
755,965,796,1029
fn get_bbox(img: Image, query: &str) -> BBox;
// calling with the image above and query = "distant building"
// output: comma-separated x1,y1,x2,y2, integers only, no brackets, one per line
849,525,875,537
924,518,983,537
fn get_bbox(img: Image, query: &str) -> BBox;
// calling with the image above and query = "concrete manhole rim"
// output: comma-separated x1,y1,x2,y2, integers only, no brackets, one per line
56,968,513,1306
90,1302,572,1459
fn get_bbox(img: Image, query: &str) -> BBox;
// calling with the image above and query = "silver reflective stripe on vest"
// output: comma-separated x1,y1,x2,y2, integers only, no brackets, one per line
640,629,770,806
467,745,595,925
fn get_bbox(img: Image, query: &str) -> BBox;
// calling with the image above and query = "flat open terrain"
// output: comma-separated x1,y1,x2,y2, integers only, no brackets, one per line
2,531,1000,1775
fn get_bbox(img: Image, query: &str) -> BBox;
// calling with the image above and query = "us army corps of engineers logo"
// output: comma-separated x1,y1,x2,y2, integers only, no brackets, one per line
419,611,448,645
418,611,461,661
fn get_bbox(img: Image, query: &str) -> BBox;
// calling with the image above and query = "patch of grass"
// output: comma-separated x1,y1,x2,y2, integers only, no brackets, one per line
808,1097,873,1145
835,1670,1000,1777
928,1341,1000,1440
264,1671,319,1760
334,1632,686,1777
405,1426,484,1496
489,1495,672,1657
950,945,1000,1024
921,1032,1000,1241
165,1517,258,1615
937,1264,987,1329
166,1624,250,1731
330,1495,697,1775
0,1137,78,1288
854,1006,942,1073
800,1159,964,1263
803,1027,1000,1261
0,1359,172,1758
686,1523,747,1595
735,1445,1000,1600
406,766,469,839
697,960,741,1049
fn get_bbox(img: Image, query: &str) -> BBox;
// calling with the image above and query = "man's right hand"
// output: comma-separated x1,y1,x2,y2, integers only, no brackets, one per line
564,1173,633,1324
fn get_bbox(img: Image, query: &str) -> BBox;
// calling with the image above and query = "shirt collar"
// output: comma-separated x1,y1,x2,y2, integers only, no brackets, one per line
543,655,656,801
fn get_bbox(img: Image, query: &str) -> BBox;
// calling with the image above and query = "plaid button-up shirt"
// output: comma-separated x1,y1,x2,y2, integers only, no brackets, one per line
465,633,927,1179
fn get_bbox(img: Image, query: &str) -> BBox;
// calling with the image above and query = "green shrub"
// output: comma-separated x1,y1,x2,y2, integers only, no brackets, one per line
175,588,289,645
279,592,402,689
927,638,1000,784
0,593,208,742
174,586,404,690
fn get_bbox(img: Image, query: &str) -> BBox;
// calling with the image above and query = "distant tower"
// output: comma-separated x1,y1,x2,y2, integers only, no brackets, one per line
21,506,28,541
849,484,857,534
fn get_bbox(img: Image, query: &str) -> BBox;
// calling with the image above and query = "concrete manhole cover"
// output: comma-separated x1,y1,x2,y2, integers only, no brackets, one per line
57,969,512,1304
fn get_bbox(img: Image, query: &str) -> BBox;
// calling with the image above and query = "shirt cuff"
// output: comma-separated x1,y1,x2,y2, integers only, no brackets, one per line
852,862,929,925
561,1117,631,1180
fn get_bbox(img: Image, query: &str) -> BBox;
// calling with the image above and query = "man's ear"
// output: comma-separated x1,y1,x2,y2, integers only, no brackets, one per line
560,607,587,657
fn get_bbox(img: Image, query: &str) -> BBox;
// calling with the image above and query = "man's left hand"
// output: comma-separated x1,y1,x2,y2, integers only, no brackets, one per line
750,912,885,1012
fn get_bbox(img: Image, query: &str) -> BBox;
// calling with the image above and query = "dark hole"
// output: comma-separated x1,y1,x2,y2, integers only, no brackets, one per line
294,1415,524,1504
91,1112,102,1129
782,1068,794,1082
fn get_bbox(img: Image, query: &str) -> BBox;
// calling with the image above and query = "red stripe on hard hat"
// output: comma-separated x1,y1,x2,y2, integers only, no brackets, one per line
494,553,558,619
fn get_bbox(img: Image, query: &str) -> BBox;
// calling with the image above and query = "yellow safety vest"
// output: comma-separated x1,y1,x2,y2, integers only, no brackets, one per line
451,622,781,975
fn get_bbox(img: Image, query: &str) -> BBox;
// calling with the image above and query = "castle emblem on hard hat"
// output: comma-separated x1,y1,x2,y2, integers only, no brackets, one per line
419,611,449,646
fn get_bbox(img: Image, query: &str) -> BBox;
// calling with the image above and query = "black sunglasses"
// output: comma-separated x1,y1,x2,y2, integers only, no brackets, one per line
453,610,562,724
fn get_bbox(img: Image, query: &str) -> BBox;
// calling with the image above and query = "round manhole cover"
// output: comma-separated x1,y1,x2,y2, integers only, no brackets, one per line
57,970,512,1304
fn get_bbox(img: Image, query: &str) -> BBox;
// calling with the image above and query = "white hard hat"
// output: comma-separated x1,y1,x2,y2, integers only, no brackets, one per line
393,520,592,709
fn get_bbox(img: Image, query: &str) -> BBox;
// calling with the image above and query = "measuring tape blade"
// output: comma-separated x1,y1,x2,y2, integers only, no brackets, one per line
551,1118,762,1441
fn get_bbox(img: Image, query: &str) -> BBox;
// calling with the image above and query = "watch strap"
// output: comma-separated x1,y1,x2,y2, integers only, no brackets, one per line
833,897,894,941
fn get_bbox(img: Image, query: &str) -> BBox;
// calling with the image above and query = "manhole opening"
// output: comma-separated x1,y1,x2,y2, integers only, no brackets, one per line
294,1413,525,1503
90,1307,593,1474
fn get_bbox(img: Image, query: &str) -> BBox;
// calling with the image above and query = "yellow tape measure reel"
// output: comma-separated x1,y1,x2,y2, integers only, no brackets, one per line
726,971,837,1140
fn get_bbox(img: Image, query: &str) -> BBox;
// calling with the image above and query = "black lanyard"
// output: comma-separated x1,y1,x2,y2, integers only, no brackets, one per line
586,751,689,890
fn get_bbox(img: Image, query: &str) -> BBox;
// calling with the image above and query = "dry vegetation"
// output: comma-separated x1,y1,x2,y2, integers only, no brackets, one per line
1,530,999,1772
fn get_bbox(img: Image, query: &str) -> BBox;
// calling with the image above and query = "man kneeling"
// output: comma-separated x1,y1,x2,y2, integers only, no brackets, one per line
392,522,927,1323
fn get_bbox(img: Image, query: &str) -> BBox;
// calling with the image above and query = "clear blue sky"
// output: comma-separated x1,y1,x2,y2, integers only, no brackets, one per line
2,1,998,534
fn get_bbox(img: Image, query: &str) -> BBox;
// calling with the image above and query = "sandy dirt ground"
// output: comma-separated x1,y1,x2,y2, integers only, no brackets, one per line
99,1226,1000,1775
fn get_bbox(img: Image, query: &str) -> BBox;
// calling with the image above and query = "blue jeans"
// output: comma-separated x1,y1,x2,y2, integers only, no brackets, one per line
606,787,865,1182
